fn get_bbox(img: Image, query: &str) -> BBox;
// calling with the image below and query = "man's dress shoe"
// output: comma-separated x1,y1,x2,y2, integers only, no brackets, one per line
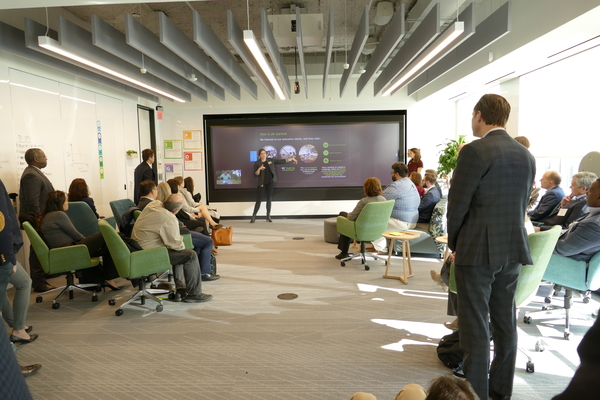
21,364,42,378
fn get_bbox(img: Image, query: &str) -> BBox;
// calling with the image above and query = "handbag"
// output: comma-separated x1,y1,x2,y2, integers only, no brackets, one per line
211,226,233,246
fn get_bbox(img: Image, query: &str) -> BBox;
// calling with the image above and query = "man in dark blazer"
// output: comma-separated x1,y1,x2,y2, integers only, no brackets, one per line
133,148,156,204
537,171,596,231
528,170,564,221
417,173,441,223
18,148,55,292
553,178,600,262
447,94,535,400
137,180,158,211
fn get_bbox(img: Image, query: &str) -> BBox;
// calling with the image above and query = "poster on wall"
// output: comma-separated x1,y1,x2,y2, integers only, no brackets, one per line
164,163,183,181
164,140,183,159
184,151,203,171
183,130,202,150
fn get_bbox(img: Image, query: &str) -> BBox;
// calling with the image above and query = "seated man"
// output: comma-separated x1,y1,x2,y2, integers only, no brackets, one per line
137,179,158,210
528,170,564,222
418,173,442,223
373,162,420,251
131,194,212,303
553,178,600,262
537,171,597,231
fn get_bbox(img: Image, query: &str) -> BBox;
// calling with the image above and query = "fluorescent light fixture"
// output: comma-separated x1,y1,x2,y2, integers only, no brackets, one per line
38,35,186,102
243,30,286,100
10,82,59,96
382,21,464,96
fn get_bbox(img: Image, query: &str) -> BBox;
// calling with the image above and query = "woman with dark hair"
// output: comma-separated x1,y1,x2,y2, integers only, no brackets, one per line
183,176,220,222
335,177,386,260
410,172,426,197
164,180,222,231
251,148,297,223
67,178,100,219
407,148,423,175
38,191,122,290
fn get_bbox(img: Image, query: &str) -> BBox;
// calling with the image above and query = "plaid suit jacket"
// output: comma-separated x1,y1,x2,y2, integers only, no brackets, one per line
447,129,536,267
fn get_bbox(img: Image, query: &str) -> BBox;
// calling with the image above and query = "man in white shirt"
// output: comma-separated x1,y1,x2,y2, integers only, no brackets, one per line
132,194,212,303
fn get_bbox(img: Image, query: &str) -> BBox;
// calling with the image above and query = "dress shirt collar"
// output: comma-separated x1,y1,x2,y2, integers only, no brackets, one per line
481,127,505,139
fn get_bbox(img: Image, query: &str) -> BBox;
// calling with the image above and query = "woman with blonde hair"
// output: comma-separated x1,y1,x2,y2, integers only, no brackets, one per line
407,148,423,175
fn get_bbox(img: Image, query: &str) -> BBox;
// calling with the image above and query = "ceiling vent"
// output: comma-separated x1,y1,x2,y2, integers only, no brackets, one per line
268,13,324,47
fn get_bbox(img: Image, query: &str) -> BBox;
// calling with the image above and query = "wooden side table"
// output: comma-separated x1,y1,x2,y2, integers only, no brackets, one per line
435,236,450,262
382,231,420,284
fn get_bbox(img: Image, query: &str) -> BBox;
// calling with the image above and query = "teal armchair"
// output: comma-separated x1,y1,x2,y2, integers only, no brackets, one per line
22,221,101,309
65,201,99,237
336,200,394,270
98,219,172,316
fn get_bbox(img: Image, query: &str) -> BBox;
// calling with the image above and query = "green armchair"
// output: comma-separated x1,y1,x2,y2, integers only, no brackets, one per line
336,200,394,270
22,221,101,309
98,219,172,316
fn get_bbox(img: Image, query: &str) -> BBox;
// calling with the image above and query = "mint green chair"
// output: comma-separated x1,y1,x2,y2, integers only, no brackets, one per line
65,201,99,237
336,200,395,270
22,221,101,309
98,219,171,316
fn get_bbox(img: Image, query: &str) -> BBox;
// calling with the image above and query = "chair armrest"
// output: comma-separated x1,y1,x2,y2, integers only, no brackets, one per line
129,247,171,279
48,245,96,274
182,234,193,250
336,216,355,239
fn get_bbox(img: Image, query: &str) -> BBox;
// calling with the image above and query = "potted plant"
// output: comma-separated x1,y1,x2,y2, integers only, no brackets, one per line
436,135,466,178
126,150,138,159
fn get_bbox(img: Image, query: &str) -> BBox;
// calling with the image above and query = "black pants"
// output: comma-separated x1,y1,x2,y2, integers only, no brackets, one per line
77,232,120,283
253,183,274,216
337,211,351,254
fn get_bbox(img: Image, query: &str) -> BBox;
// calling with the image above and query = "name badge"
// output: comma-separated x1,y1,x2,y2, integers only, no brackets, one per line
557,208,568,217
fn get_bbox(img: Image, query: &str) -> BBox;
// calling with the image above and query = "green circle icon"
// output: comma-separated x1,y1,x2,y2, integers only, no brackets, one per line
323,158,329,164
323,150,329,156
323,142,329,148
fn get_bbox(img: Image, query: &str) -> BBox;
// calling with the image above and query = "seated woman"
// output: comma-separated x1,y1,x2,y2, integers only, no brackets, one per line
166,179,222,231
410,172,426,197
38,190,122,290
68,178,100,219
335,177,386,260
183,176,220,222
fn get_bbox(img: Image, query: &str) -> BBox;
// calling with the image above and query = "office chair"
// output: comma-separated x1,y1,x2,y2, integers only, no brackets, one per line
65,201,99,237
22,222,101,309
109,198,136,230
336,200,395,270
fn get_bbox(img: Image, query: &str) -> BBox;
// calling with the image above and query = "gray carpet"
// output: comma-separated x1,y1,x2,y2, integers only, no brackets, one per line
8,218,596,399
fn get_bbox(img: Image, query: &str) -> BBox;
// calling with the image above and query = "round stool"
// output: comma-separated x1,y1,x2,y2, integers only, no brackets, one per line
324,217,339,244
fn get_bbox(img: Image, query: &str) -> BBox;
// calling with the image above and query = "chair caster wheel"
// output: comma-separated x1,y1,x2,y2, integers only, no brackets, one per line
168,292,175,300
364,265,370,271
115,309,124,316
341,262,346,267
156,305,163,312
564,332,571,340
95,286,103,292
544,297,552,303
526,361,534,373
108,299,116,306
523,316,532,324
52,302,60,309
535,341,544,352
92,294,98,302
542,306,548,311
583,297,590,304
36,296,42,303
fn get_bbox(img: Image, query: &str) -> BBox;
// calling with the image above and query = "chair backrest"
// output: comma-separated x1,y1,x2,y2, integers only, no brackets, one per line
133,210,142,220
22,221,50,273
109,199,136,227
98,219,132,278
103,216,117,229
354,200,395,241
514,225,562,307
428,196,448,239
65,201,99,237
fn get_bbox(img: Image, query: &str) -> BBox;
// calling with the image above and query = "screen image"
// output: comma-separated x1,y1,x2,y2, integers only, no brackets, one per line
205,111,406,203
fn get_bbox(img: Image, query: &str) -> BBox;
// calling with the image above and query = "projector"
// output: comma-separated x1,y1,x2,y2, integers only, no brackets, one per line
294,81,300,94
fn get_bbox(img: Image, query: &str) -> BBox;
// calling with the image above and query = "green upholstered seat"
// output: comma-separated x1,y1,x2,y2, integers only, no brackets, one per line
109,198,136,228
22,221,101,309
336,200,395,270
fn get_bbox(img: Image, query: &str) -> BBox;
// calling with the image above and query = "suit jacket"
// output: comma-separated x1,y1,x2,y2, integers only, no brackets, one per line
0,179,23,266
18,165,54,225
254,158,287,187
528,186,565,221
540,196,588,230
137,197,153,210
133,162,155,204
418,185,441,223
447,129,536,267
553,209,600,262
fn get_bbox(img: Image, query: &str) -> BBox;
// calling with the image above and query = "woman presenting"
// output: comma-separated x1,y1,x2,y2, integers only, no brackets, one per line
251,148,297,223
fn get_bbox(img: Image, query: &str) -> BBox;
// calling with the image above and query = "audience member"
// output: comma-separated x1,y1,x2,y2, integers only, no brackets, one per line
447,94,535,400
137,180,158,210
133,148,155,204
348,375,478,400
372,162,420,252
172,176,222,228
513,136,540,211
68,178,100,219
513,136,530,148
18,148,55,292
407,148,423,175
38,190,122,290
528,171,564,222
536,171,596,231
131,194,213,303
410,172,425,197
553,178,600,261
156,182,207,233
335,177,386,260
184,176,220,221
418,173,442,223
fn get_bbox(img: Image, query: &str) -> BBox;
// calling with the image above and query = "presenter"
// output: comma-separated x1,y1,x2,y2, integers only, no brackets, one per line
251,148,297,223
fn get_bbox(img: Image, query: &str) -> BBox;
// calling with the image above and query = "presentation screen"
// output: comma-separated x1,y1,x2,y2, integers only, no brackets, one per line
205,111,406,203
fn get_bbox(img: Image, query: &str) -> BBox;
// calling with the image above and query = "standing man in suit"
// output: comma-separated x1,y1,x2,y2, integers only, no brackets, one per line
536,171,597,231
133,148,156,204
528,170,564,222
18,148,55,292
447,94,535,400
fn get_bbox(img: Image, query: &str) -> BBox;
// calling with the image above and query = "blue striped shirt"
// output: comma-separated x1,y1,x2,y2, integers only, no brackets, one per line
382,178,420,223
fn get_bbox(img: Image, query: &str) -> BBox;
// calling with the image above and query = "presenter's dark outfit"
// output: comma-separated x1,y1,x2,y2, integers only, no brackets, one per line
252,158,288,219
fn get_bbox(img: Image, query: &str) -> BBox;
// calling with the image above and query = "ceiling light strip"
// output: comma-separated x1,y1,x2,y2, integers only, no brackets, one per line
339,5,369,97
296,7,308,99
244,30,286,100
322,7,334,98
260,8,291,99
